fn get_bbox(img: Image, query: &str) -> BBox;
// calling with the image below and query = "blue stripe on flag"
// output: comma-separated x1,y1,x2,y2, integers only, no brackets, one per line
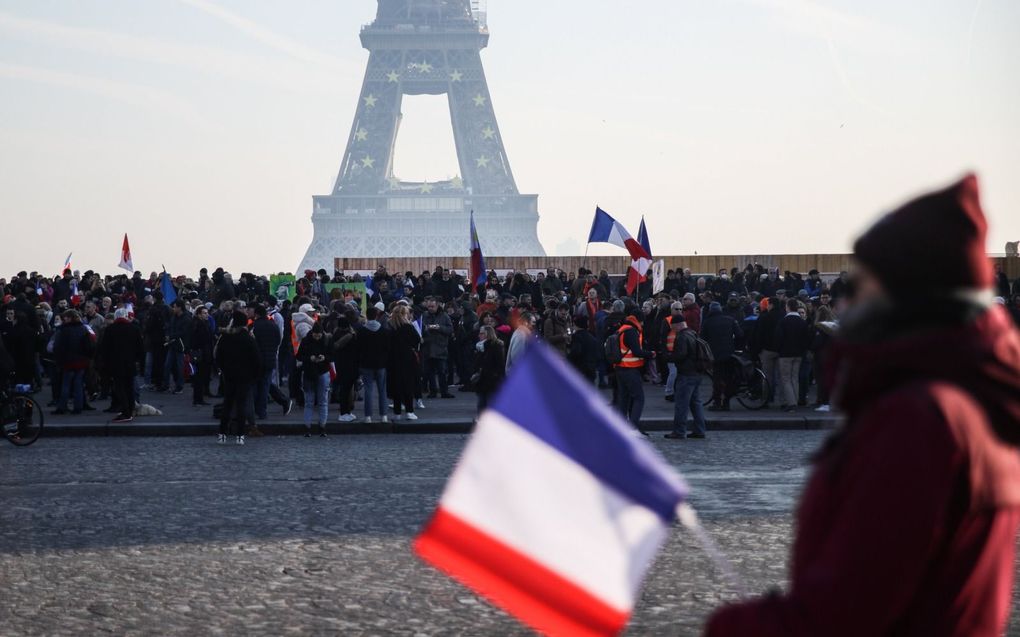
488,343,687,522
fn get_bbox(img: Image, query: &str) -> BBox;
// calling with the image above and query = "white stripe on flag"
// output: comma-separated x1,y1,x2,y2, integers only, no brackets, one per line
439,410,668,612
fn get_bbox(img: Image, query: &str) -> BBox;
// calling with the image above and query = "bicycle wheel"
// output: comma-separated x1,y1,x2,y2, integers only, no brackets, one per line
4,395,44,446
735,368,769,411
701,371,714,406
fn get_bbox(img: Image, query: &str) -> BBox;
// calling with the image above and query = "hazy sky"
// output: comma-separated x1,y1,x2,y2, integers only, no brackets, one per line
1,0,1017,276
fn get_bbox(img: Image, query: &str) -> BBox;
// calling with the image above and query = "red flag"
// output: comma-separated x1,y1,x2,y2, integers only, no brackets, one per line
118,234,134,273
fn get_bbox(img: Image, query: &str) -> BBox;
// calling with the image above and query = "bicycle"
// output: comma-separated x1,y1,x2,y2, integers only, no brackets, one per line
703,353,770,411
1,384,45,446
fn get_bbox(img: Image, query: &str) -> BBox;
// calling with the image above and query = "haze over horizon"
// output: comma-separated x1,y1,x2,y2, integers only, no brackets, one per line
1,0,1017,276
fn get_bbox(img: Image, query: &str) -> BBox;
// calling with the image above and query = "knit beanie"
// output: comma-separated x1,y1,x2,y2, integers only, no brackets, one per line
853,174,992,296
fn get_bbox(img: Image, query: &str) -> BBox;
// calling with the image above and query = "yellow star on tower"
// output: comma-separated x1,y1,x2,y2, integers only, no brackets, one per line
450,176,464,189
472,93,486,107
481,126,496,139
449,69,463,82
420,182,434,194
386,71,400,83
363,94,377,108
361,156,375,169
418,61,433,74
355,128,368,141
476,155,490,168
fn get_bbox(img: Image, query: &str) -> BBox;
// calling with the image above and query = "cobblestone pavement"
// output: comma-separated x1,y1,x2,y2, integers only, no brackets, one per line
1,434,1017,636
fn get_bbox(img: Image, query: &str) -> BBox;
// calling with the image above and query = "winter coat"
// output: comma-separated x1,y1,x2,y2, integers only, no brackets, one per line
296,333,330,380
252,317,282,372
420,310,453,360
707,307,1020,637
215,327,261,384
701,310,743,361
99,319,144,376
388,323,421,397
53,322,93,371
567,328,600,379
542,314,572,355
291,312,316,342
775,313,811,358
190,317,214,362
682,305,702,334
356,320,390,370
474,339,506,394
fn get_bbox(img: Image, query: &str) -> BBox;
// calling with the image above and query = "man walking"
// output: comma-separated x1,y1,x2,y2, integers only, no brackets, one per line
664,317,707,439
252,304,293,420
613,309,654,435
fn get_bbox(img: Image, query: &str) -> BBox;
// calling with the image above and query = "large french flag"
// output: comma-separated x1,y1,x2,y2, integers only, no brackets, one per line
587,207,651,261
414,343,688,637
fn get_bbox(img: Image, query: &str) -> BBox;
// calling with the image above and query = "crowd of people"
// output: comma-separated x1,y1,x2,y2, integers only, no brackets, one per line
2,260,1019,443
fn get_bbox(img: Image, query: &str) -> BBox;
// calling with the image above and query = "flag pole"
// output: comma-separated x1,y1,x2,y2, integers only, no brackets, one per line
676,503,748,598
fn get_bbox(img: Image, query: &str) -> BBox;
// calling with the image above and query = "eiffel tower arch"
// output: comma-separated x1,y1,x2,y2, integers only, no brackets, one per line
298,0,546,273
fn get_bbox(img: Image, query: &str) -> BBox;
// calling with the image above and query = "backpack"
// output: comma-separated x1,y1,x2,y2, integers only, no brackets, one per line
692,334,714,374
604,331,624,365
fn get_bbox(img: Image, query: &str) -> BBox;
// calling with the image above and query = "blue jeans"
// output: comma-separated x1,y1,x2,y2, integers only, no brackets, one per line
360,367,387,418
163,350,184,390
58,368,85,412
303,372,330,428
672,375,707,436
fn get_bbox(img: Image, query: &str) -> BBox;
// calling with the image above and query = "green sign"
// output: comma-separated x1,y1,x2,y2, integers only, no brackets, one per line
269,274,297,302
324,282,367,314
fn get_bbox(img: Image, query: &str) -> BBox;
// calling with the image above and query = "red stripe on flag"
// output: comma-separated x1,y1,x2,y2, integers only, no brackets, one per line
414,507,630,637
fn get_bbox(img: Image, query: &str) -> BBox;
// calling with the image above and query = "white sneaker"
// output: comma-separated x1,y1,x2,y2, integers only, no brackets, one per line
404,412,418,421
381,415,389,423
217,434,226,444
416,399,426,409
364,417,372,424
236,435,245,445
815,404,831,412
337,413,356,423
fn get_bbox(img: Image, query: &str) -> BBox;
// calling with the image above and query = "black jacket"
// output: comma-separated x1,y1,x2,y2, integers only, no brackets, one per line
252,318,282,372
356,321,390,370
671,328,701,376
753,307,783,354
296,333,330,379
190,317,214,361
474,339,506,394
775,313,811,358
701,310,743,360
100,319,144,376
215,328,261,384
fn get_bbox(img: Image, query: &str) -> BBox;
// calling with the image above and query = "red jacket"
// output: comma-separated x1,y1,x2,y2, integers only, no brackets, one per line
706,307,1020,637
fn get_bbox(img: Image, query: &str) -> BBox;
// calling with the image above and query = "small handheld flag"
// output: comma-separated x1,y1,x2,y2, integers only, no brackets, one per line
414,343,688,637
62,253,73,273
118,234,134,273
469,210,487,293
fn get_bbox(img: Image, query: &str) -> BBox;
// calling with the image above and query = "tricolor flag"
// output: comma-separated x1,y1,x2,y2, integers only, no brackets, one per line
587,207,651,262
414,343,688,637
118,234,134,273
625,217,653,295
62,253,73,273
469,210,487,293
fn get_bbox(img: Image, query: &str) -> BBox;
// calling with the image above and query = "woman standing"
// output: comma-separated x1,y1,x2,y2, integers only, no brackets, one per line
472,325,505,413
388,305,421,421
296,322,330,437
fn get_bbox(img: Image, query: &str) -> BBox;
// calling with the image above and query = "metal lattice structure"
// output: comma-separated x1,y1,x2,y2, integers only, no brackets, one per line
298,0,545,272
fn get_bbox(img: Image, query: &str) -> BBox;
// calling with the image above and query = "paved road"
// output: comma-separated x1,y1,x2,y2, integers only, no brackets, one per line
38,378,839,434
1,434,1017,636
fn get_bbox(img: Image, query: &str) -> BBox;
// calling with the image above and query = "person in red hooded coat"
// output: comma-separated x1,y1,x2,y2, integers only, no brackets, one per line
706,174,1020,637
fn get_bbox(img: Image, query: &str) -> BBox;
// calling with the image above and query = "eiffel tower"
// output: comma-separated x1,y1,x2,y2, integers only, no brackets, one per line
298,0,546,273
